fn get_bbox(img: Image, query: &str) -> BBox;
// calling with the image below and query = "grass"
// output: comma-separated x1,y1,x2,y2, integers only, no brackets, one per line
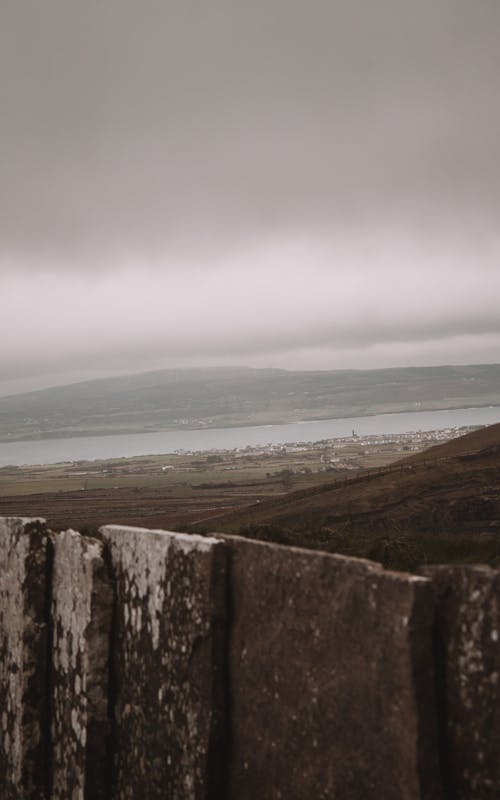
233,524,500,573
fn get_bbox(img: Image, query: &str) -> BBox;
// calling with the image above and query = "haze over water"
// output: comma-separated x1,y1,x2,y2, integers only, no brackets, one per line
1,406,499,468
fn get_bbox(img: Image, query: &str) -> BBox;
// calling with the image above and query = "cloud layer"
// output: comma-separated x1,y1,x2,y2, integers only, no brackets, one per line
1,0,499,393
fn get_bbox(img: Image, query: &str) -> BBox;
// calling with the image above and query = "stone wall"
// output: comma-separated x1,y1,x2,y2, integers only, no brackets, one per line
0,518,49,800
0,516,499,799
101,525,226,800
50,529,113,800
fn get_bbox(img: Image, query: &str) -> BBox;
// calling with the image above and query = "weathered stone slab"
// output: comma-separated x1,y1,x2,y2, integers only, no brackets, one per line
219,535,442,800
100,525,227,800
0,517,49,800
51,529,113,800
425,565,500,799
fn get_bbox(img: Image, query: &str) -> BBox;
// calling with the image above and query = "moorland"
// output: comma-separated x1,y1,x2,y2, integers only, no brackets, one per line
1,423,499,573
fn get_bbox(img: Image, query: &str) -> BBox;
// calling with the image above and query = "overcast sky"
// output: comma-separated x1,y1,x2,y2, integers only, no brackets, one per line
1,0,500,396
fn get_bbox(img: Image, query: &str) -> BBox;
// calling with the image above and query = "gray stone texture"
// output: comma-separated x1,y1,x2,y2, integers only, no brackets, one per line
100,525,227,800
51,529,113,800
0,517,49,800
219,535,442,800
425,565,500,799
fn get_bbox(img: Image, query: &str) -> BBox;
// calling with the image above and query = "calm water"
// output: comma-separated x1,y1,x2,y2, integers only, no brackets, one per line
1,406,500,467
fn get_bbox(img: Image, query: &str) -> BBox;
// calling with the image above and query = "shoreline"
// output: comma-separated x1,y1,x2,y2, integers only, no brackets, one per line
1,400,498,445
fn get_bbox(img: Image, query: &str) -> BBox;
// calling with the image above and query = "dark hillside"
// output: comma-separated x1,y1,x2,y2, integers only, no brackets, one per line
198,424,500,571
402,422,500,464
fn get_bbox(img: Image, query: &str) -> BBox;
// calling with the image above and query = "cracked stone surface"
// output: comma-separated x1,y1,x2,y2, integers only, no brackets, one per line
425,565,500,800
101,525,227,800
0,517,49,800
219,535,442,800
51,529,113,800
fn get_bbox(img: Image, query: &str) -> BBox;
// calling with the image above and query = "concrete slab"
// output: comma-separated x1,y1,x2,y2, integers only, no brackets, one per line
0,517,49,800
426,565,500,800
51,529,113,800
101,525,227,800
221,535,442,800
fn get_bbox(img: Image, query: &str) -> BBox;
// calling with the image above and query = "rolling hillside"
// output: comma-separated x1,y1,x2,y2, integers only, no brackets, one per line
199,424,500,571
1,363,500,441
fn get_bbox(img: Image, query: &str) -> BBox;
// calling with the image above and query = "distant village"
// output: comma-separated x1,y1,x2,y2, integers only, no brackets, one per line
168,425,481,473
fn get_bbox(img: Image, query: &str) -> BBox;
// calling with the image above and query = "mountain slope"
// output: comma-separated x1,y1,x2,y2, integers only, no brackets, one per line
199,424,500,570
1,363,500,441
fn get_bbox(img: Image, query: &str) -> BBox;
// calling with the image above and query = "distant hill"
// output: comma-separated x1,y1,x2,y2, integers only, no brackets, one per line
1,363,500,442
199,423,500,571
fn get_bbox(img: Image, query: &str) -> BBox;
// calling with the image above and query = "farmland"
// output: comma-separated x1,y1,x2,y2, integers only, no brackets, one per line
0,427,479,536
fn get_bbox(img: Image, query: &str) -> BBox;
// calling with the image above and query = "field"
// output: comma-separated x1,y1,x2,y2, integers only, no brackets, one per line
0,429,451,531
1,424,499,574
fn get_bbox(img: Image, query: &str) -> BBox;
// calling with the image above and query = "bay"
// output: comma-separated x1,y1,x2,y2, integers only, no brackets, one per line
1,405,500,467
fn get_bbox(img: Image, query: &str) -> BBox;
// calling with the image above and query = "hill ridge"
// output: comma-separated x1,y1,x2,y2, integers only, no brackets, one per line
1,363,500,443
201,424,500,570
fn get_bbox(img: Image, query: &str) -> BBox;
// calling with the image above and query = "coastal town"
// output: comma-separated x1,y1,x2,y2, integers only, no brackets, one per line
224,425,473,464
0,424,482,500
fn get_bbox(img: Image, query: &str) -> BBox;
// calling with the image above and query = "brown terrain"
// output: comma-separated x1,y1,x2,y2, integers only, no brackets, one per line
0,452,299,532
0,479,269,534
209,423,500,535
197,423,500,570
1,423,499,571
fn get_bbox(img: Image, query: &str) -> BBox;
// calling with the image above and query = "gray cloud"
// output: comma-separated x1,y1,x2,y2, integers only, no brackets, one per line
1,0,499,392
2,0,500,254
